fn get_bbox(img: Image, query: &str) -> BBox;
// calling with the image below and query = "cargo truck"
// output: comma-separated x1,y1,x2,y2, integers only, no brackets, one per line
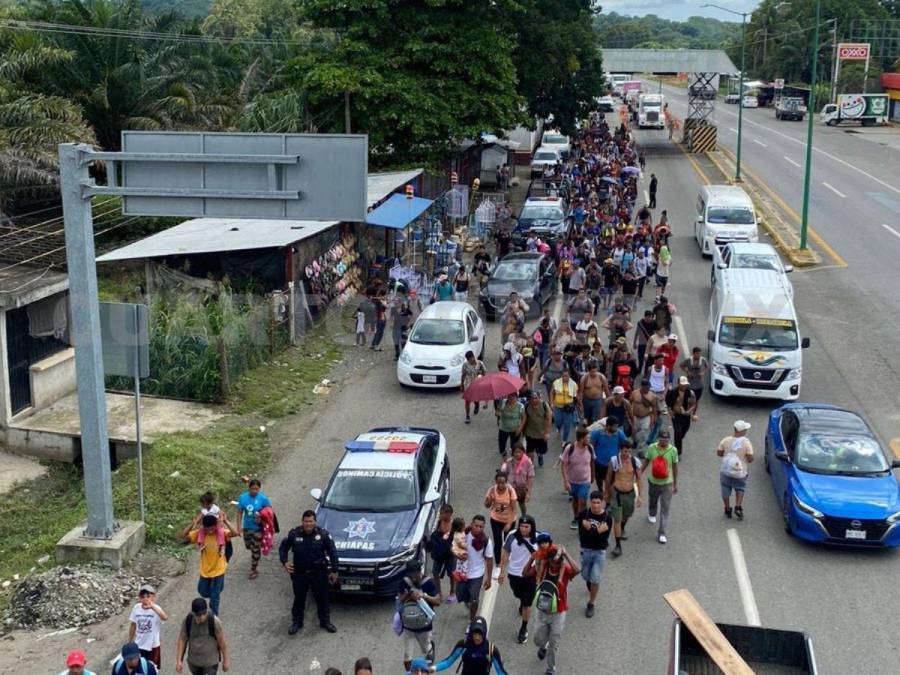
637,93,665,129
820,94,889,126
775,97,806,121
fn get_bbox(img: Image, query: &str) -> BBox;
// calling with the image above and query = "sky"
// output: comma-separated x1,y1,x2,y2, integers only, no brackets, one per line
600,0,760,22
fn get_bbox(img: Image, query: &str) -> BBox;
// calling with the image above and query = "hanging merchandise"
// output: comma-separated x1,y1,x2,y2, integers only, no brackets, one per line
447,185,469,218
472,199,496,239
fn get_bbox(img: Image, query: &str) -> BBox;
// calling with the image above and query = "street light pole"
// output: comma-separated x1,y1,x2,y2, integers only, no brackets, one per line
703,4,748,182
799,0,821,250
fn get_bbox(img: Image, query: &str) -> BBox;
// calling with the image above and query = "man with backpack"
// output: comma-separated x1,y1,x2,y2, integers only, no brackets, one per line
174,598,230,675
605,443,643,557
560,427,595,530
717,420,754,520
111,642,158,675
577,491,613,618
641,429,678,544
397,560,442,672
588,417,627,492
524,534,580,675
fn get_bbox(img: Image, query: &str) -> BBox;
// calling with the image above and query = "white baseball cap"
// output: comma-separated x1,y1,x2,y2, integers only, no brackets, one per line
667,333,678,341
612,385,625,394
678,376,690,386
734,420,752,432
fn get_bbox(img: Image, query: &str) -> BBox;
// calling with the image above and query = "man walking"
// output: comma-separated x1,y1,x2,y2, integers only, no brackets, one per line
457,515,494,622
605,443,642,557
58,650,95,675
589,417,627,492
649,173,658,209
680,347,709,420
525,535,580,675
112,642,158,675
181,514,238,617
577,491,613,618
717,420,754,520
390,287,416,361
175,598,230,675
578,360,609,426
629,379,658,452
560,427,595,530
279,510,339,635
666,376,697,456
397,560,441,671
641,429,678,544
461,350,487,424
523,390,552,467
128,584,167,669
236,478,271,580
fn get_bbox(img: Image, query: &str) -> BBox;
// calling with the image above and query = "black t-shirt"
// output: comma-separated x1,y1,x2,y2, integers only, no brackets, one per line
577,508,613,550
601,267,619,288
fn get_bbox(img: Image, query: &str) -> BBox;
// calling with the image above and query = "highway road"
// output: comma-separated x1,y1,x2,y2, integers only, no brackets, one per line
7,115,898,675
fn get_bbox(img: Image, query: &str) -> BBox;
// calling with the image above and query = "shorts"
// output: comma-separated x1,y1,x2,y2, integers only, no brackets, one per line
140,647,161,668
431,554,456,579
508,573,537,606
403,628,433,662
720,474,748,498
527,437,548,456
609,489,636,521
456,576,483,605
691,387,703,402
569,482,591,501
594,462,609,487
580,548,607,585
655,273,669,287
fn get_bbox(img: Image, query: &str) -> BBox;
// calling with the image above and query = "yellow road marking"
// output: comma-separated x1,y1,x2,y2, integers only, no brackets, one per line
890,438,900,460
719,149,848,269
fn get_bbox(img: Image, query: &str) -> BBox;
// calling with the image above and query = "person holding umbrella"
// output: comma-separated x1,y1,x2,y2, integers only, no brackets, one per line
461,350,487,424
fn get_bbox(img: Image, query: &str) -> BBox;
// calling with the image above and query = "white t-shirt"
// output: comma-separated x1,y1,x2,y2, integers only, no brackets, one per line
502,532,535,577
464,532,494,580
129,603,163,650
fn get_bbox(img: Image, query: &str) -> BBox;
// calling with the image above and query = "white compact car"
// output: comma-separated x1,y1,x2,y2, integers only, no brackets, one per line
397,301,485,388
712,242,793,295
742,95,759,108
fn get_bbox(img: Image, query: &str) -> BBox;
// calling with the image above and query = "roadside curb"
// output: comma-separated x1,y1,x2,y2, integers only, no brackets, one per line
705,148,821,268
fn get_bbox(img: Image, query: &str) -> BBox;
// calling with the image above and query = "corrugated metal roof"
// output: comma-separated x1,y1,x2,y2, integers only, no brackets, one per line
97,169,424,262
601,49,738,75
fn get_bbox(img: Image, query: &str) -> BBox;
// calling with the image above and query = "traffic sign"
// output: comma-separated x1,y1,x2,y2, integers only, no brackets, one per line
774,78,785,90
837,43,870,60
116,132,368,222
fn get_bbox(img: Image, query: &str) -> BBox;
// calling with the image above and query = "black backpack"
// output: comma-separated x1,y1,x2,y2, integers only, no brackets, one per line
185,613,217,639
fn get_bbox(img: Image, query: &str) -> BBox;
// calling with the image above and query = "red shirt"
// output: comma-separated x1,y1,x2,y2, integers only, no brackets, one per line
658,344,680,373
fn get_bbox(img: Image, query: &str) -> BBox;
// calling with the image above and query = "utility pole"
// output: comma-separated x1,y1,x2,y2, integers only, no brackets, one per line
830,19,839,103
799,0,822,250
344,90,352,134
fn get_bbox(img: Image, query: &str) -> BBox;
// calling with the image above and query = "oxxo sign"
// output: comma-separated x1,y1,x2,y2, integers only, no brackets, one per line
838,43,870,60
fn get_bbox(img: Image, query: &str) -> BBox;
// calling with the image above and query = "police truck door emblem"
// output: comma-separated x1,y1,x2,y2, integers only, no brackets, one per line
344,517,376,540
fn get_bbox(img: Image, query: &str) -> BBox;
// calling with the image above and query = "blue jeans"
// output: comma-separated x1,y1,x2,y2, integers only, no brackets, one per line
553,408,576,443
197,574,225,616
581,548,607,585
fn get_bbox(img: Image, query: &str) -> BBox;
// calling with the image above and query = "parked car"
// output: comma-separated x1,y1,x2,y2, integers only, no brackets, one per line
742,95,759,108
765,403,900,547
310,426,450,595
480,252,556,320
724,93,741,104
689,84,716,100
596,95,615,113
530,147,560,177
397,302,485,388
711,242,793,294
775,97,806,121
540,131,570,159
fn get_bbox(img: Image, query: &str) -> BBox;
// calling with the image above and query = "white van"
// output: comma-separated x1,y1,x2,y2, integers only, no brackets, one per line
695,185,759,256
707,269,809,400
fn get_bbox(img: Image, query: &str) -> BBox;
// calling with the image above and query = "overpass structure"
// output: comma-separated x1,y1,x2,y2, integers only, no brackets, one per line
600,49,739,152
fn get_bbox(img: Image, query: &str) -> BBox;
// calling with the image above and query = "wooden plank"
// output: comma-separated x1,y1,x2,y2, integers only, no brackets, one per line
664,589,755,675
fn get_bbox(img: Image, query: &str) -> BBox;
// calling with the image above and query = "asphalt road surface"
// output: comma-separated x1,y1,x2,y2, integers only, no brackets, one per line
113,125,898,675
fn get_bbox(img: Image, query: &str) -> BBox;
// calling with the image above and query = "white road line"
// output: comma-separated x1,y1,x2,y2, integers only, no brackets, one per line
751,138,768,147
673,314,689,349
655,80,900,197
881,223,900,239
822,182,846,198
479,574,500,629
726,529,761,627
552,295,564,324
728,127,738,133
783,156,801,168
644,189,650,205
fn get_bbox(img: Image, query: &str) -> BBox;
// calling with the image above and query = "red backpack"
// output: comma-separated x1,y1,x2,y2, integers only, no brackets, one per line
614,364,633,395
651,452,669,480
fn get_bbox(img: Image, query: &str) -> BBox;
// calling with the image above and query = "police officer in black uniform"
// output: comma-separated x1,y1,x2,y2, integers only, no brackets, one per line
279,510,339,635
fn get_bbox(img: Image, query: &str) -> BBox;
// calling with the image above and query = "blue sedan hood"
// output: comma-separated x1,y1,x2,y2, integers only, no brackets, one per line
795,471,900,518
317,508,418,558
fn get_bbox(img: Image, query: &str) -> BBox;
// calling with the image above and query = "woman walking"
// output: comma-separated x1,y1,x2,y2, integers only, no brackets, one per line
501,442,535,516
498,516,539,645
484,470,518,564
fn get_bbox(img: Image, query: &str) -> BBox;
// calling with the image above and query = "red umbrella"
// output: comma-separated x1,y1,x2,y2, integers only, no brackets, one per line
462,372,525,402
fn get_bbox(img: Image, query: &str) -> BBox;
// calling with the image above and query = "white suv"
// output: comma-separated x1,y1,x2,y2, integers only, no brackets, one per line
541,131,570,159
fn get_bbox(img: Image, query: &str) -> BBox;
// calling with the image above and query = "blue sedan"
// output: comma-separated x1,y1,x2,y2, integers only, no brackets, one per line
765,403,900,547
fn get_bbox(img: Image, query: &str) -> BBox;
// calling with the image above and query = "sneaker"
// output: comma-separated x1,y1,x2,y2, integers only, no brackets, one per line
724,507,733,519
445,594,458,604
320,622,338,633
465,416,471,424
612,544,622,557
474,403,480,415
517,625,529,644
537,646,548,661
570,519,578,530
288,623,303,635
648,515,657,524
658,534,668,544
735,506,744,520
585,603,595,618
538,454,544,467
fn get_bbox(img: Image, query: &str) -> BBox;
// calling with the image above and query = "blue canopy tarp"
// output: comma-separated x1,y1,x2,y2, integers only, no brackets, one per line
365,193,433,230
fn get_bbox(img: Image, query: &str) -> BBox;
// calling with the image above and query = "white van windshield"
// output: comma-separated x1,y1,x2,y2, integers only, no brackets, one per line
718,316,798,351
707,206,754,225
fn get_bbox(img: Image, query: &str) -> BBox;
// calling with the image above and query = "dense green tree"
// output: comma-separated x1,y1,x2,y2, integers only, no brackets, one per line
295,0,526,165
513,0,605,135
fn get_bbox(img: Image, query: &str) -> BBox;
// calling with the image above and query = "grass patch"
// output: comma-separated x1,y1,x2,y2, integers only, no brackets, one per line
97,265,145,303
230,328,343,419
0,426,266,590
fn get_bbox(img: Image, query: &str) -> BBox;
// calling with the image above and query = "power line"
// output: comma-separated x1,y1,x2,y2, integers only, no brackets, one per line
0,199,119,242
